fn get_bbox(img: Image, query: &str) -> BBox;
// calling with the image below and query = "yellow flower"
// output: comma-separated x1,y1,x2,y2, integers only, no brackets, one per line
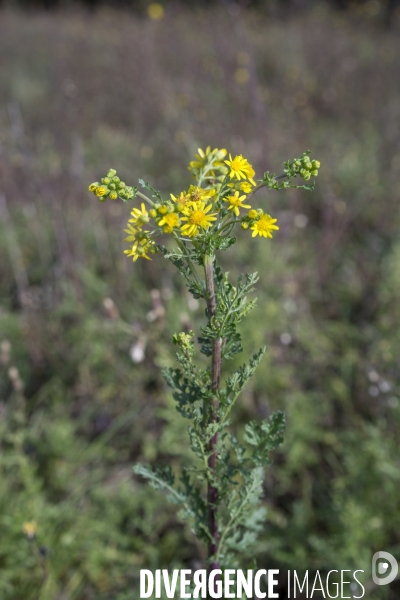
240,181,254,194
158,212,180,231
124,242,152,262
95,185,108,197
224,191,251,216
251,213,279,238
170,191,191,210
123,223,142,243
188,185,216,203
180,201,217,237
247,209,258,219
224,154,256,185
129,203,150,227
189,147,227,172
23,521,37,539
88,182,99,192
148,3,164,20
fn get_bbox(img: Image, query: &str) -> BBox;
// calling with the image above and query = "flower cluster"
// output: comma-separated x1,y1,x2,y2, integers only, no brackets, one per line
88,169,136,202
89,147,320,261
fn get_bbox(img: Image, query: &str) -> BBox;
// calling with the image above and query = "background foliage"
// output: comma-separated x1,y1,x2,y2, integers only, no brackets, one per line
0,2,400,598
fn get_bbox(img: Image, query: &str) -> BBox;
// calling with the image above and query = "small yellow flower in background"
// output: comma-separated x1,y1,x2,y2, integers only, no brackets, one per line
129,203,150,227
23,521,37,539
189,147,227,173
248,209,258,219
158,212,180,232
224,191,251,216
181,201,217,237
251,213,279,239
148,3,164,20
224,154,256,185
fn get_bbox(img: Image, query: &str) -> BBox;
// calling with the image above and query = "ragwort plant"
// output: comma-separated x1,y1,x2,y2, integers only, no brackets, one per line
89,148,320,581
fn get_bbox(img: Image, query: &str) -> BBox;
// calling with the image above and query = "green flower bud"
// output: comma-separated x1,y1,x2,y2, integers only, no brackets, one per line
118,181,126,189
312,160,321,169
138,214,150,224
106,169,117,178
109,191,118,200
303,172,311,181
88,182,99,192
112,176,120,183
304,162,313,171
102,177,111,185
109,183,116,190
311,169,319,177
295,160,301,166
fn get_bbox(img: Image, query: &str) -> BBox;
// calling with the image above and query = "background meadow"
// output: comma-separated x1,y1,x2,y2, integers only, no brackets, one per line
0,2,400,598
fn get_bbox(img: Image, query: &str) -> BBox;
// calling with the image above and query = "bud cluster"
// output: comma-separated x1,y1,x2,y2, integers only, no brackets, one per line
88,169,136,202
284,152,321,182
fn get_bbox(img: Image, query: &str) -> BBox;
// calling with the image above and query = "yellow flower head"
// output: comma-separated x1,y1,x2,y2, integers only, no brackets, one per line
148,3,164,20
170,191,191,211
124,242,153,262
247,209,258,219
95,185,108,197
180,201,217,238
224,154,256,185
158,212,180,232
123,223,148,243
224,191,251,217
23,521,37,539
251,213,279,238
189,147,227,173
240,181,254,194
88,182,99,192
129,203,150,227
188,185,216,203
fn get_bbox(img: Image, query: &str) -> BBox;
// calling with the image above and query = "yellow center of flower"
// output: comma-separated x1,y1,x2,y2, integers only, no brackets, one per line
228,195,242,207
190,210,209,226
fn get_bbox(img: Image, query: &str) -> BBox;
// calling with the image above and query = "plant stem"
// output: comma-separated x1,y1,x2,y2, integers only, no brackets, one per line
203,254,221,586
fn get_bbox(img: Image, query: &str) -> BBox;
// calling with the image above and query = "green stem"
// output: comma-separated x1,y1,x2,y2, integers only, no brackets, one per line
203,254,221,587
136,191,156,206
173,235,204,292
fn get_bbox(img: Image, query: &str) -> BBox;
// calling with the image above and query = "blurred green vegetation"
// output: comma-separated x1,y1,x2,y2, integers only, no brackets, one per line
0,3,400,598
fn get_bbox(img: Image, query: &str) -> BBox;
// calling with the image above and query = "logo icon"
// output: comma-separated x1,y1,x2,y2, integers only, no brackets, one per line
372,551,398,586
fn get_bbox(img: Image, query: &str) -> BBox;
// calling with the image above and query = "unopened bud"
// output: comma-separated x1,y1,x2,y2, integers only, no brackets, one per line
149,209,157,218
310,169,318,177
109,191,118,200
106,169,117,178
